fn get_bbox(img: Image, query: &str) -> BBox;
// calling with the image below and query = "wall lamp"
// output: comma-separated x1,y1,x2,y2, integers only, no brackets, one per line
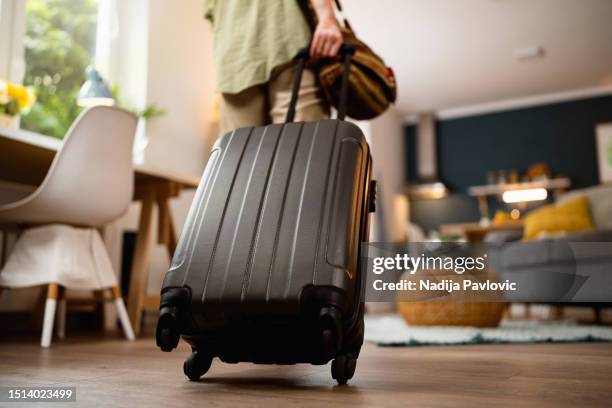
502,188,548,204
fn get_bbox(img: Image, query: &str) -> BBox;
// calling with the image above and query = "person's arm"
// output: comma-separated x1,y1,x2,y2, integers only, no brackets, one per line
309,0,343,59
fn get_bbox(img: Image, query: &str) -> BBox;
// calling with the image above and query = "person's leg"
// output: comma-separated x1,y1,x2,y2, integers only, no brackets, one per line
268,63,329,124
219,85,268,136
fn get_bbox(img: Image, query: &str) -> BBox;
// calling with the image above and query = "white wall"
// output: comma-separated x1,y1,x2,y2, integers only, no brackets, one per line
356,107,406,243
144,0,216,176
138,0,216,294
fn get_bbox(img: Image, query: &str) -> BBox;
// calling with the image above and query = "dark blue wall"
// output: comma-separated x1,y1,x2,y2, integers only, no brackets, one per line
406,95,612,232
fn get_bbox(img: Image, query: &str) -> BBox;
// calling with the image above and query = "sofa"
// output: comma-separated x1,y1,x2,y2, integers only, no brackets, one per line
486,184,612,307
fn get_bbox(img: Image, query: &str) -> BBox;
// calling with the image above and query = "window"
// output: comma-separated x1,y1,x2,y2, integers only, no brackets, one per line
20,0,99,138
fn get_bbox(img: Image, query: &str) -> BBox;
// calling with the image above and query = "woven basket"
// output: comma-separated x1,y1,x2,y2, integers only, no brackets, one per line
396,266,507,327
398,301,506,327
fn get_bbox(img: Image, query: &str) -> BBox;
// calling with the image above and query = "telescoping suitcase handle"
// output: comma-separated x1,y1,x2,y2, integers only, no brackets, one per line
285,44,356,123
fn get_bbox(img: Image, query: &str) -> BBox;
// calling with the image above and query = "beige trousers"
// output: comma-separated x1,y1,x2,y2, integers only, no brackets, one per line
219,63,329,136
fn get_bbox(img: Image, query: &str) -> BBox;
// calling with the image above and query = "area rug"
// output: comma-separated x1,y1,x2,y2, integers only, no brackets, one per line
364,315,612,346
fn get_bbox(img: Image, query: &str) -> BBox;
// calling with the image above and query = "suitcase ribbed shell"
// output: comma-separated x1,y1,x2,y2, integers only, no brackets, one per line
163,119,370,314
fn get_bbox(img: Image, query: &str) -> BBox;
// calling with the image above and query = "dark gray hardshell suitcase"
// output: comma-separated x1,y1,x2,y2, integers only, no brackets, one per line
156,46,376,385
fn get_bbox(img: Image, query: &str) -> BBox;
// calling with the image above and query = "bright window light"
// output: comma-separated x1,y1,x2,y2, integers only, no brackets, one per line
20,0,101,138
77,97,115,108
502,188,548,203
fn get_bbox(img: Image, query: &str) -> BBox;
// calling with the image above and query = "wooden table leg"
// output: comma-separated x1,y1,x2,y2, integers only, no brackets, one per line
127,180,182,336
158,198,177,255
127,194,155,337
167,218,177,256
157,199,169,248
137,198,178,314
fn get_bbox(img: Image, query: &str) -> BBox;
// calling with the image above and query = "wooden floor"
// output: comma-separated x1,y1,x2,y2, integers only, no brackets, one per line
1,334,611,408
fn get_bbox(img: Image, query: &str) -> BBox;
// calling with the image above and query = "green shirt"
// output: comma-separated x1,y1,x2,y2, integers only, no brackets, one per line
204,0,312,94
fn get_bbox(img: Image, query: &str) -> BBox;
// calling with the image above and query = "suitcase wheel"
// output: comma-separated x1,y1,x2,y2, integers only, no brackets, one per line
331,352,357,385
183,349,213,381
156,305,181,352
319,306,342,359
321,328,337,360
157,326,179,352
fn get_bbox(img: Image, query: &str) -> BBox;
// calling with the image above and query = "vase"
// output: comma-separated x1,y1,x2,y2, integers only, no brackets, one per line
132,117,148,165
0,113,19,129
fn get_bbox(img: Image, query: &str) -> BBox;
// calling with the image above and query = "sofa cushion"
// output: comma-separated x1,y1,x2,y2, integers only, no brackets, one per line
523,195,593,240
558,184,612,229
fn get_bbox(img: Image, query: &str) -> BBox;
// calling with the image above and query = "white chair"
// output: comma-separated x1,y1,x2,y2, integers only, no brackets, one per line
0,106,138,347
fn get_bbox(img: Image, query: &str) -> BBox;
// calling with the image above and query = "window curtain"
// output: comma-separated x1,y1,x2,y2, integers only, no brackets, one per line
0,0,27,83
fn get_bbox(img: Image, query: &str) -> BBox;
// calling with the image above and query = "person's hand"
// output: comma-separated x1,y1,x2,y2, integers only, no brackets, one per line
310,16,343,59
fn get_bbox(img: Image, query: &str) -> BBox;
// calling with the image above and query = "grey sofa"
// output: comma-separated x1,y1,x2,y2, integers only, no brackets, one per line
486,184,612,305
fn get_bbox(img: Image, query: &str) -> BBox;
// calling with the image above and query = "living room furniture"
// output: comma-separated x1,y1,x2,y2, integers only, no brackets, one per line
398,301,506,327
0,226,135,347
440,220,524,242
0,119,199,337
0,106,137,346
486,184,612,321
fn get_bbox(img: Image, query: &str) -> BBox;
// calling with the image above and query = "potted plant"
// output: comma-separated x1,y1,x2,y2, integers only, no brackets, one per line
109,85,166,163
0,80,36,128
131,104,166,164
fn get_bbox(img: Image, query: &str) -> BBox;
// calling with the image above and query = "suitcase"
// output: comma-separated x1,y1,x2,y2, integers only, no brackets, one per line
156,45,377,385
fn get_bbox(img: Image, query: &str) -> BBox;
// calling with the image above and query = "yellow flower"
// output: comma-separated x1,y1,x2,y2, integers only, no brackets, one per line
6,81,36,112
7,81,19,98
19,87,36,112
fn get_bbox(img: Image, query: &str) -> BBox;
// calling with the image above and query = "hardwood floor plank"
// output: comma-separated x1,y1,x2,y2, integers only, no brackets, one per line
0,335,611,407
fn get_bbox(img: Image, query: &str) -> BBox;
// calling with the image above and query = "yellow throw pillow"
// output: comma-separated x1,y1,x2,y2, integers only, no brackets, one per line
523,195,594,240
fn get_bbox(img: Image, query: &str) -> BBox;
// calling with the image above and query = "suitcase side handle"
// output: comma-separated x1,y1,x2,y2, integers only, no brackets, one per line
285,44,356,123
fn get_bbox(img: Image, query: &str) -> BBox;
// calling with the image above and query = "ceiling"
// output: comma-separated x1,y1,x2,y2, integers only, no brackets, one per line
342,0,612,115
